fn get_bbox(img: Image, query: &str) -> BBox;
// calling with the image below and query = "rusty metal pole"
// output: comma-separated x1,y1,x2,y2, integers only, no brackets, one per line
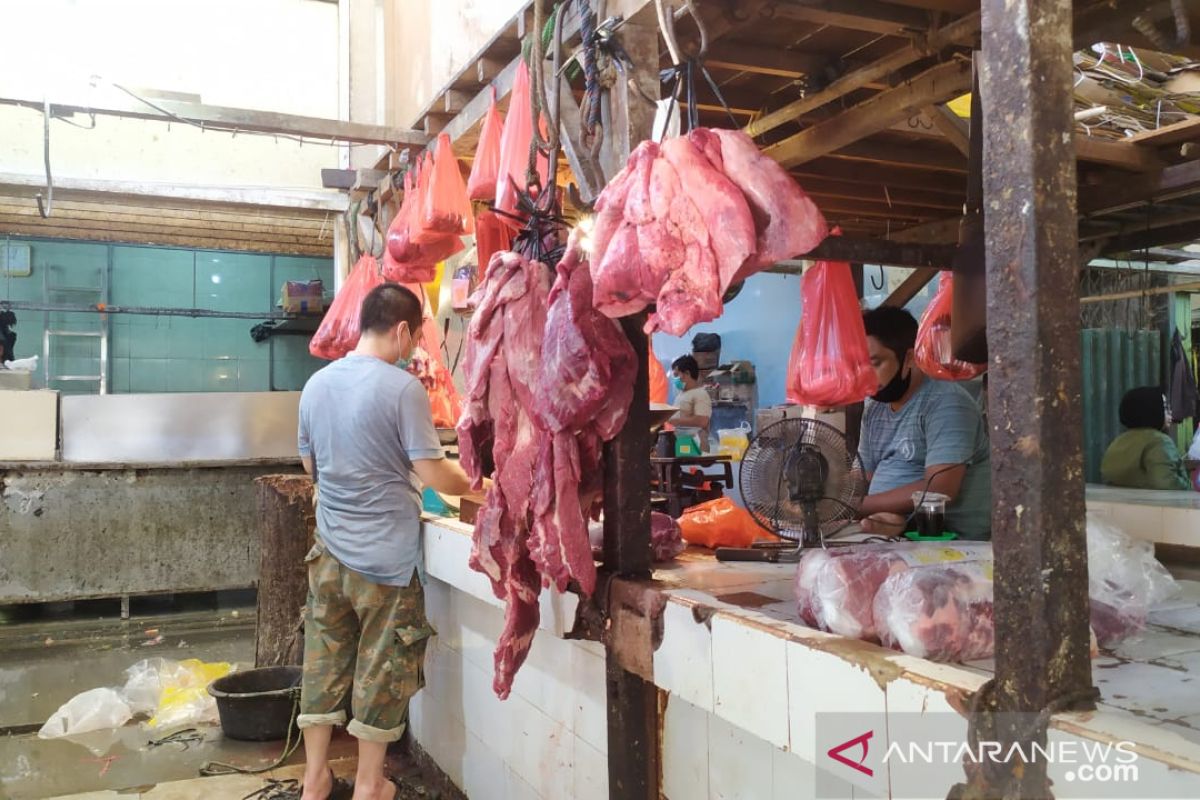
965,0,1097,796
598,20,660,800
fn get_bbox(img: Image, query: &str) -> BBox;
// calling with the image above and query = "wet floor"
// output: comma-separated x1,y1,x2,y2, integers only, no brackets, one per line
0,594,324,800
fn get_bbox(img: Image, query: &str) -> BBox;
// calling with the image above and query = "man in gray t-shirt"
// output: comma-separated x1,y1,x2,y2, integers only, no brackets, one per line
857,307,991,540
295,282,483,800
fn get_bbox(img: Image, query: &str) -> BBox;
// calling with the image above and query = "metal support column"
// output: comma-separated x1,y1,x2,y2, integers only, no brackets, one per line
598,20,660,800
959,0,1097,796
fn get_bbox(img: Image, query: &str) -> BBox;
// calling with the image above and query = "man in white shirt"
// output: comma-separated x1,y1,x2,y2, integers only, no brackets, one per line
670,355,712,452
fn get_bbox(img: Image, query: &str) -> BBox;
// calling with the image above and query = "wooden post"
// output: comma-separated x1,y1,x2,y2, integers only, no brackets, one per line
254,474,316,667
952,0,1097,796
597,20,661,800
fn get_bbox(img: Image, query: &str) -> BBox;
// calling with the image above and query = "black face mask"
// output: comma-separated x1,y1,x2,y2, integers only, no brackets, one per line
872,365,912,403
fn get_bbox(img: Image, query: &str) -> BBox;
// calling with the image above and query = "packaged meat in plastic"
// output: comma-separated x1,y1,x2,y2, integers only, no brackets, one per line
1086,512,1179,646
785,253,878,408
804,542,992,640
310,254,384,360
467,88,504,201
417,133,474,241
914,273,986,381
874,561,996,662
495,60,548,228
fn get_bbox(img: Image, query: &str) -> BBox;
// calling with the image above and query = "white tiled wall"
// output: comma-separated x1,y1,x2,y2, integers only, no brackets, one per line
410,577,609,800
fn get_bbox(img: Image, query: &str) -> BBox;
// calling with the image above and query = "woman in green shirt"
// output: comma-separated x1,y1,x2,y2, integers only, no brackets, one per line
1101,386,1190,491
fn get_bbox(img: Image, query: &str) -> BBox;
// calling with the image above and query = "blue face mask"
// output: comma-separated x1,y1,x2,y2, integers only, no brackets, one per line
671,376,686,391
395,325,414,370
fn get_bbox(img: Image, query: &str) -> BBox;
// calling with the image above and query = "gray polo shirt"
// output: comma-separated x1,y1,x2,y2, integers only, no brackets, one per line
298,353,444,586
859,378,992,540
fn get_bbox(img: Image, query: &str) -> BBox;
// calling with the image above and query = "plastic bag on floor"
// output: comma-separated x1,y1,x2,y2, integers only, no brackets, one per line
38,688,132,739
143,658,235,730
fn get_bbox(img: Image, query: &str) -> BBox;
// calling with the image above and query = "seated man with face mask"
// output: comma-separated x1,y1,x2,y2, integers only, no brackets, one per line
856,307,992,540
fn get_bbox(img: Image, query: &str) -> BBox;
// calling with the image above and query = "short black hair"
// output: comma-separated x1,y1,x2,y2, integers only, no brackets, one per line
1119,386,1166,430
862,306,918,361
360,283,423,336
672,355,699,380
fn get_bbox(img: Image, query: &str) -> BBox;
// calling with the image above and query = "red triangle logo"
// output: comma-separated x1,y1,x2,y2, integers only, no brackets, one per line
827,730,874,777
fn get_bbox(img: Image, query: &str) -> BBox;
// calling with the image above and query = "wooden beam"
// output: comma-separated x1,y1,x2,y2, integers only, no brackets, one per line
441,57,523,151
443,89,473,115
1098,219,1200,255
0,172,348,212
829,140,967,172
765,58,974,168
477,57,508,85
924,104,970,156
793,159,966,194
1126,117,1200,148
1073,136,1165,173
805,237,957,268
704,42,827,78
801,177,963,210
1080,159,1200,216
423,112,452,137
882,268,938,306
744,12,980,138
770,0,932,36
0,85,427,147
548,75,605,204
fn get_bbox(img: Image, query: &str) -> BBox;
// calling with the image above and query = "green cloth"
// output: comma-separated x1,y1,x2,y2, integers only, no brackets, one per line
1100,428,1190,491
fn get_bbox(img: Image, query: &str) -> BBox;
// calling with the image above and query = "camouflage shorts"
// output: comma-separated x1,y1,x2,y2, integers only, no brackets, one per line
296,540,433,743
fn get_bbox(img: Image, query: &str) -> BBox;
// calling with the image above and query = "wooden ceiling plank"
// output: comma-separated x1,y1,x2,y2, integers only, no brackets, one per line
1080,159,1200,216
1073,136,1165,173
770,0,932,37
793,160,966,194
744,11,979,138
704,41,827,78
923,104,970,156
765,58,974,168
827,140,968,172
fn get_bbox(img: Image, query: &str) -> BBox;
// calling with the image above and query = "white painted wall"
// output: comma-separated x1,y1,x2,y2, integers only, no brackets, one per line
0,0,341,188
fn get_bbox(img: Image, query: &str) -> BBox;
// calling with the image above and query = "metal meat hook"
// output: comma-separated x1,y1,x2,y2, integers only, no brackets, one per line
36,98,53,218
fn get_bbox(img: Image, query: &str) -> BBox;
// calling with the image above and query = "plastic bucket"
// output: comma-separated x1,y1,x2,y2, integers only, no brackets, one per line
208,666,301,741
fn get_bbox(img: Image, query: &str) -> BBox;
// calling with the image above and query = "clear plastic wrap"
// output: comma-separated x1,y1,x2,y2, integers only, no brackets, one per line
796,542,992,640
1086,512,1179,646
38,688,132,739
873,561,995,662
785,253,877,408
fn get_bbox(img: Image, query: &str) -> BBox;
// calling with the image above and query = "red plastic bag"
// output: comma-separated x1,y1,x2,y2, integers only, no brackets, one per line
495,60,548,228
678,498,778,549
467,89,504,202
649,342,668,404
786,255,877,407
384,164,464,283
386,171,421,263
474,209,513,276
309,254,384,360
914,273,986,381
417,133,473,242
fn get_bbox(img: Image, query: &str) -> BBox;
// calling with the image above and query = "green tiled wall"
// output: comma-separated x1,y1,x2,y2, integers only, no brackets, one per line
0,237,333,393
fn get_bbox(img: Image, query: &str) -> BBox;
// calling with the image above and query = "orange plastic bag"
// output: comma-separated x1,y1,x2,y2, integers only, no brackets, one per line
417,133,474,242
310,254,384,360
677,498,779,549
467,89,504,202
495,60,548,228
649,343,668,404
385,164,464,283
786,248,877,407
474,209,513,276
914,273,986,381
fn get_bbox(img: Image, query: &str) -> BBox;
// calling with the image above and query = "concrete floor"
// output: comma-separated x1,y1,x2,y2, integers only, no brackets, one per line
0,594,331,800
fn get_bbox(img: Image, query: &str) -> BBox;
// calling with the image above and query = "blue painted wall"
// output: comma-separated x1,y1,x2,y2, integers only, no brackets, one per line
652,272,803,407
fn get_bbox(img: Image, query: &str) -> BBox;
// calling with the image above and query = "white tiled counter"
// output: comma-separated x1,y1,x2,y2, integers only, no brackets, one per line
1087,483,1200,549
414,517,1200,799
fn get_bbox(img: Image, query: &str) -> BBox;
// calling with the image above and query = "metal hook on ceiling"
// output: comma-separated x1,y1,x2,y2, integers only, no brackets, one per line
35,98,53,219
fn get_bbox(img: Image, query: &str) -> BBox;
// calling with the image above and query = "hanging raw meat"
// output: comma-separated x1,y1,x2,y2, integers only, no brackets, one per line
457,237,635,699
589,129,826,336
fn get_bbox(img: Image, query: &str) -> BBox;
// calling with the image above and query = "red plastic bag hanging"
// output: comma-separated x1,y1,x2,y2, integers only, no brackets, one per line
384,161,464,283
467,89,504,202
914,273,986,381
386,171,420,263
310,254,384,360
649,342,669,404
786,254,877,407
417,133,474,242
494,60,548,229
474,210,513,277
